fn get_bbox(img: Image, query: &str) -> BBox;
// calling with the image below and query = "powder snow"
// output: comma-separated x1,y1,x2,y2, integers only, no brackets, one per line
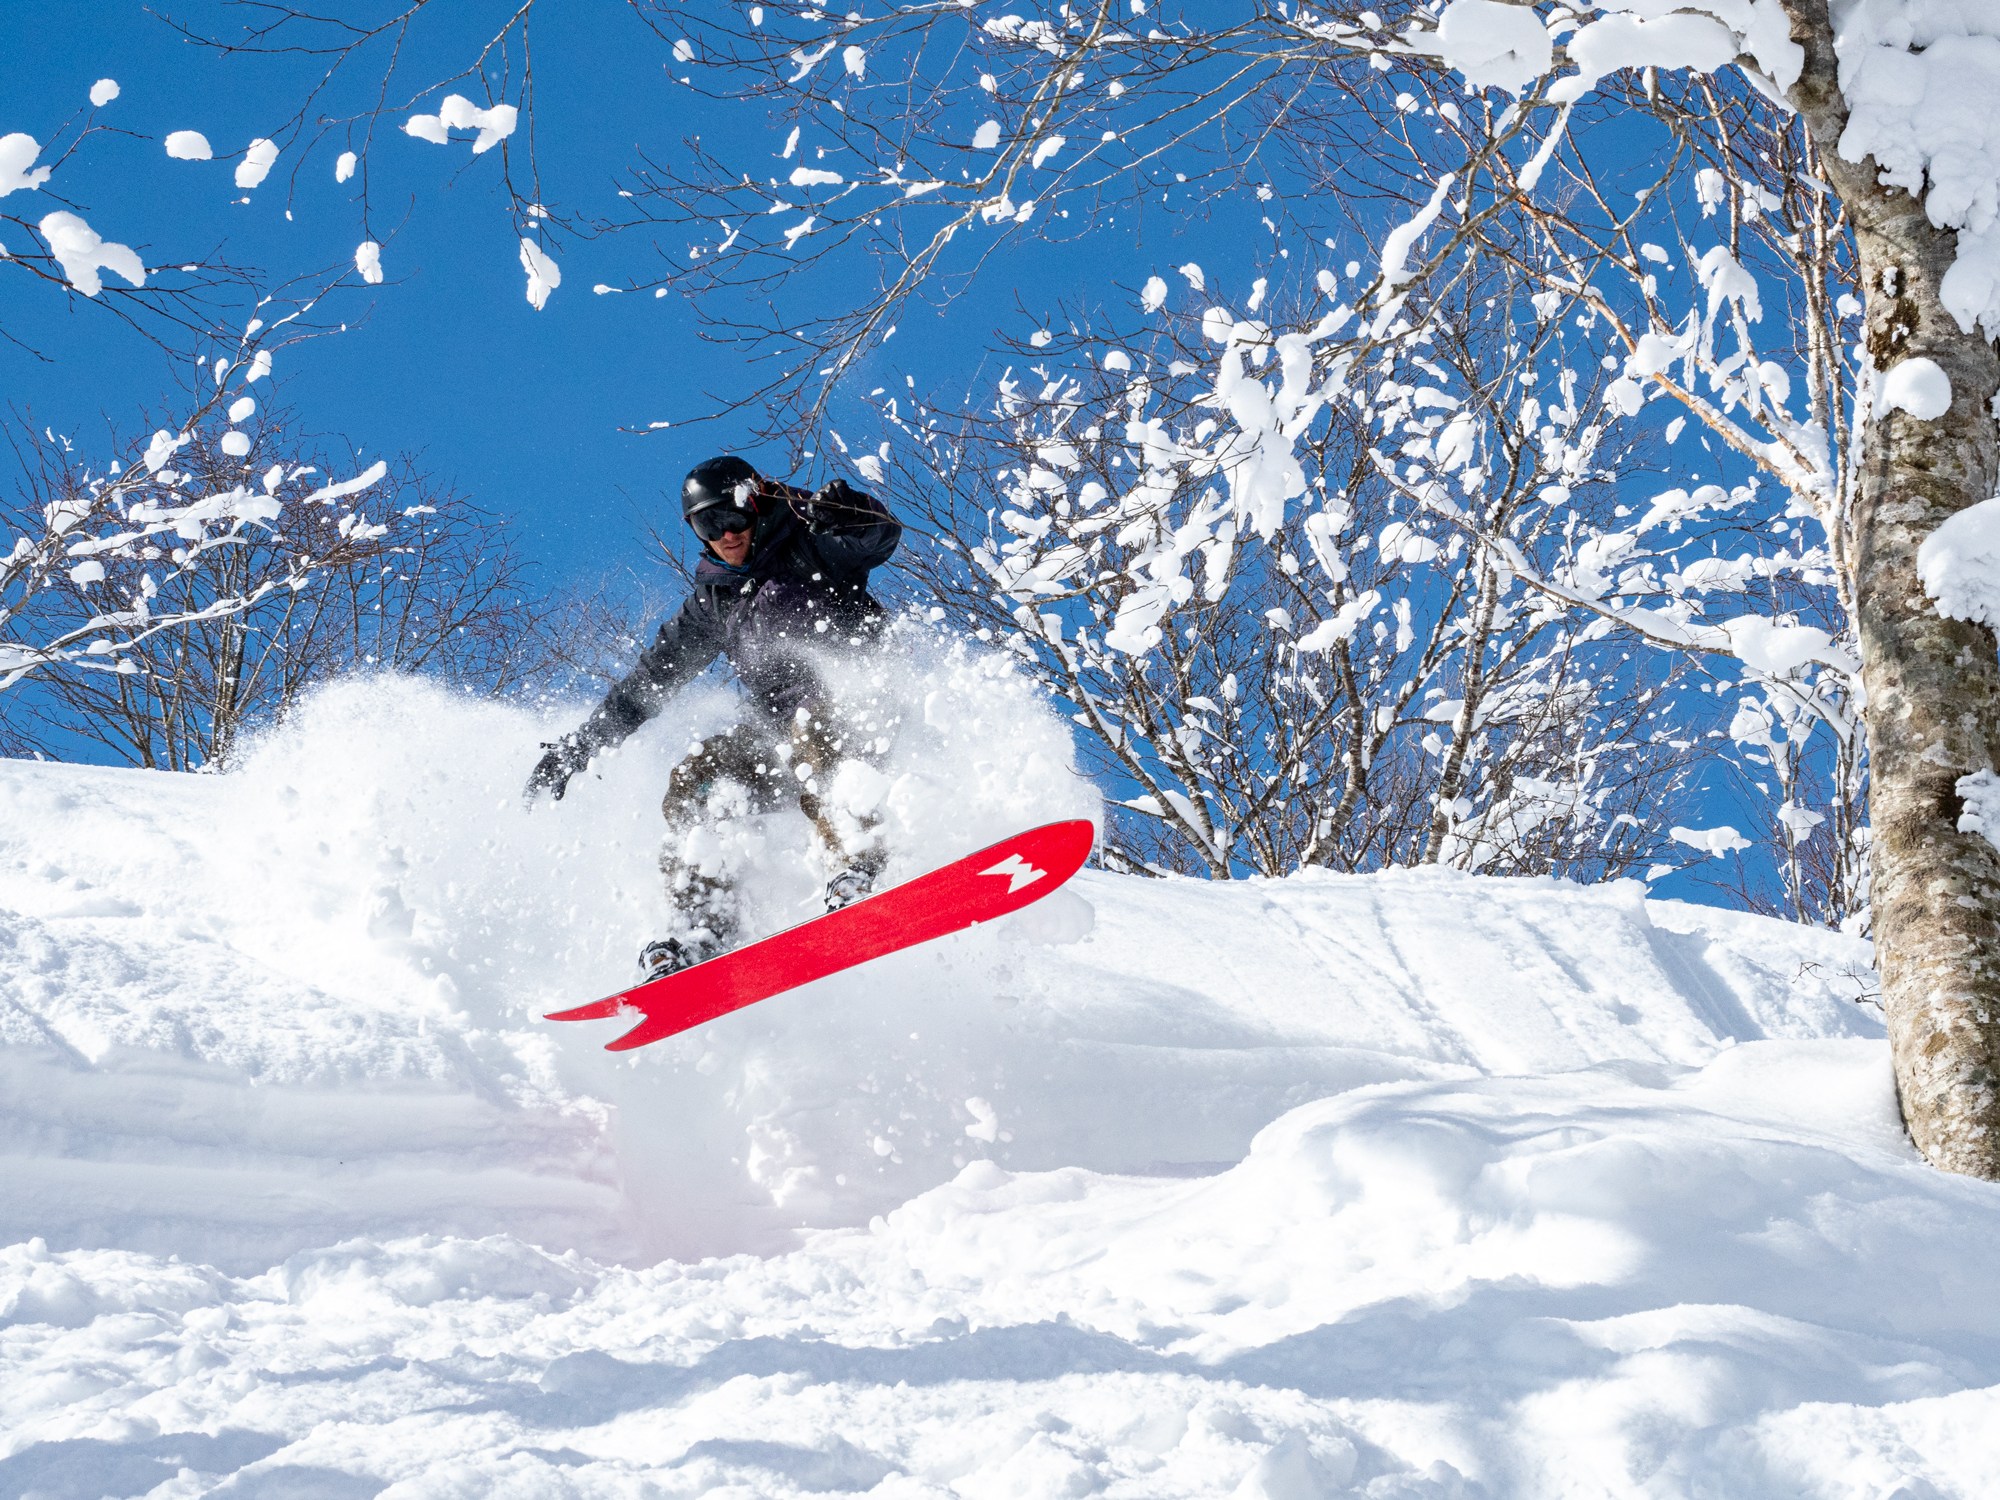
1,649,1993,1497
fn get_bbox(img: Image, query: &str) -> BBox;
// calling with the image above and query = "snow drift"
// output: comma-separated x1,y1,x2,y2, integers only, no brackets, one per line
3,654,1995,1498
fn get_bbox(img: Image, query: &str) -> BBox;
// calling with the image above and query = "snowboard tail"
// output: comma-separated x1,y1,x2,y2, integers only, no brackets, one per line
547,819,1095,1051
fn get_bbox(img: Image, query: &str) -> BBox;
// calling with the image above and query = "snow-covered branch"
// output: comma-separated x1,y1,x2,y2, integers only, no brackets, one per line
0,357,397,701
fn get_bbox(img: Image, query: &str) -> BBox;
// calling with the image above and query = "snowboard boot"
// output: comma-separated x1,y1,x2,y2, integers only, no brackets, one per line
823,865,878,912
637,936,711,982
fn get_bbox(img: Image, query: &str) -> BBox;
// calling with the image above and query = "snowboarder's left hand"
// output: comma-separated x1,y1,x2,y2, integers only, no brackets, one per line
523,737,589,807
795,478,859,533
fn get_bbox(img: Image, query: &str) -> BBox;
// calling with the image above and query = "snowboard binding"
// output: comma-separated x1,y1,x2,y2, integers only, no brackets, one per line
638,936,710,982
823,865,877,912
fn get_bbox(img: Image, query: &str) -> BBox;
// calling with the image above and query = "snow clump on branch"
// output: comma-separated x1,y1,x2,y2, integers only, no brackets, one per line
35,211,144,297
518,239,560,310
235,138,279,191
1430,0,1552,94
0,134,53,196
404,95,519,155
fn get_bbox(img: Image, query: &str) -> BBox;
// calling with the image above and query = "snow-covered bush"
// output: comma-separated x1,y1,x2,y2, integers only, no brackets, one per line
7,417,563,769
0,359,557,768
0,357,381,690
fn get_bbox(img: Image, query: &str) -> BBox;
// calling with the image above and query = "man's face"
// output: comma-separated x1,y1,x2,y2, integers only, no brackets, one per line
709,523,754,566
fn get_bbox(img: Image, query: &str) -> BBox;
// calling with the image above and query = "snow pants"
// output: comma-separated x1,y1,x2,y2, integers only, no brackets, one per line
658,711,887,953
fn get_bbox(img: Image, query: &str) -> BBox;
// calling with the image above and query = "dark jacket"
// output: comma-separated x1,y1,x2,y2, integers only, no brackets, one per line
576,482,900,750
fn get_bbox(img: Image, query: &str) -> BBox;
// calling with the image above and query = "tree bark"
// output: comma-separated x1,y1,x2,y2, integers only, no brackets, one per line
1783,0,2000,1175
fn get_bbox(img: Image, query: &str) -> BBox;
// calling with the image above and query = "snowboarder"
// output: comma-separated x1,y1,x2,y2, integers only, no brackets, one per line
523,454,903,980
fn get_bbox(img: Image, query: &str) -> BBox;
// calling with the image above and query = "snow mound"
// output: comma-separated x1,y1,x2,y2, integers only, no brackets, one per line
7,1045,1996,1497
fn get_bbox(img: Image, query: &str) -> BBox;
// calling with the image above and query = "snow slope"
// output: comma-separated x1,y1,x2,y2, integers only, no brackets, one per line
3,665,1995,1498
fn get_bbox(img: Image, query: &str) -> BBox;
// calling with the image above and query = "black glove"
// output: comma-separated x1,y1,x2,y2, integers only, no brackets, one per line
796,478,859,533
523,736,590,808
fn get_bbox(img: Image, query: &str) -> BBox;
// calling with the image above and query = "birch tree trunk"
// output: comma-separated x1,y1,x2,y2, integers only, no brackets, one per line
1783,0,2000,1175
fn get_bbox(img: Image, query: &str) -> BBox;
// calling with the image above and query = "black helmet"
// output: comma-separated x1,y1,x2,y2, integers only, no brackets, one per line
682,455,761,524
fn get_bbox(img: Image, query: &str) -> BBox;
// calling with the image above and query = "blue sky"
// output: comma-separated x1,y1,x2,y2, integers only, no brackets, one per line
3,1,790,587
0,0,1247,592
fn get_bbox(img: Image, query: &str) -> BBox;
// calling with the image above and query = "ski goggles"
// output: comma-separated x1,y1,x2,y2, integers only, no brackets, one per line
689,503,756,542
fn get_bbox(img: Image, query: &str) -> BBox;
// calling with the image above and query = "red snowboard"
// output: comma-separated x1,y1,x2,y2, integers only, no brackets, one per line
546,819,1095,1051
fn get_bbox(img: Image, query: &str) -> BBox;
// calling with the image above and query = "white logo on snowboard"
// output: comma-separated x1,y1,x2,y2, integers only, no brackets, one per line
980,853,1048,894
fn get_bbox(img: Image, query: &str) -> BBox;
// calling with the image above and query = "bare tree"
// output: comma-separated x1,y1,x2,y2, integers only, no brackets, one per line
1453,66,1872,928
895,271,1703,881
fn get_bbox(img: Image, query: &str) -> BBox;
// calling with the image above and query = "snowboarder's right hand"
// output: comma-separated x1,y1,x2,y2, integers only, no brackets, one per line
795,478,859,533
523,738,588,807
